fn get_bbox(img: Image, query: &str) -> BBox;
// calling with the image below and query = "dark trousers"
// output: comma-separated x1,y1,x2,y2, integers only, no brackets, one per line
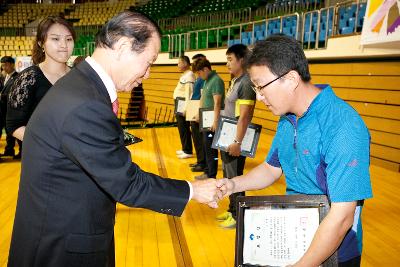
190,121,205,166
202,131,218,178
339,256,361,267
176,114,192,154
221,151,246,218
0,108,21,156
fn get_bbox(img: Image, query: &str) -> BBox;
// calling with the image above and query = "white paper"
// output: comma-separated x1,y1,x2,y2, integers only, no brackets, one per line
217,122,236,147
176,99,186,114
243,208,320,266
241,127,256,152
202,110,214,129
217,122,256,152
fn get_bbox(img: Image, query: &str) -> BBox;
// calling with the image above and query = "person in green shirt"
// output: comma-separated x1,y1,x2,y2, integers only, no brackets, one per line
192,58,225,179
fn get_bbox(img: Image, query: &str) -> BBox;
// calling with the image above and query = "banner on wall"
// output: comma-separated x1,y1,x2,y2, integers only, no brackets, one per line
15,56,33,72
13,56,79,71
360,0,400,45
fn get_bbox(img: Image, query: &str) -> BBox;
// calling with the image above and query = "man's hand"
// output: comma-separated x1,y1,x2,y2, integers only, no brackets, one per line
194,113,199,122
216,178,235,197
227,142,241,157
191,179,223,208
210,120,218,132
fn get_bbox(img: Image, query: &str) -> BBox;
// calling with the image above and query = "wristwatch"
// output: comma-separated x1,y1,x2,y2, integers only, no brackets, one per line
233,139,241,145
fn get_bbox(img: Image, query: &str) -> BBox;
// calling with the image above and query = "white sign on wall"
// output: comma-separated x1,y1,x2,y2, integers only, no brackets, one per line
361,0,400,45
15,56,33,72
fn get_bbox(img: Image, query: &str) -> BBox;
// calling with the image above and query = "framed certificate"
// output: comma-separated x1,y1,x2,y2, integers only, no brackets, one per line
123,130,143,146
235,195,337,267
185,100,200,121
211,116,262,158
199,108,215,131
174,97,186,116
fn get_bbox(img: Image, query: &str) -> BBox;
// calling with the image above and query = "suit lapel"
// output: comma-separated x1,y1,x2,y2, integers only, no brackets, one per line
75,61,113,106
4,71,18,88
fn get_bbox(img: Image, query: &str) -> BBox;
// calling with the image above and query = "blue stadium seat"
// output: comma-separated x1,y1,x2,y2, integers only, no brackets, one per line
348,17,356,30
339,19,348,29
282,27,291,36
359,3,366,17
255,35,265,41
319,30,326,41
255,30,264,39
341,26,353,35
272,28,280,34
241,37,249,45
241,31,249,39
347,5,357,17
304,31,316,43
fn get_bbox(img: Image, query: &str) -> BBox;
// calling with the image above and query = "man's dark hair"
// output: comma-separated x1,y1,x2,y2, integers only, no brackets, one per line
246,35,311,82
192,53,206,61
1,56,15,64
179,55,190,66
226,44,248,60
95,11,161,54
192,58,212,72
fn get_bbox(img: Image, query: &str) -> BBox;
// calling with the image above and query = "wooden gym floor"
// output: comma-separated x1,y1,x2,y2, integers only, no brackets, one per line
0,127,399,266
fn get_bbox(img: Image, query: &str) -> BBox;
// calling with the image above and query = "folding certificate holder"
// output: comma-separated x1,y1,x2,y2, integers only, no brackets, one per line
174,97,186,116
199,108,215,132
123,130,143,146
185,100,200,121
211,116,262,158
235,195,337,267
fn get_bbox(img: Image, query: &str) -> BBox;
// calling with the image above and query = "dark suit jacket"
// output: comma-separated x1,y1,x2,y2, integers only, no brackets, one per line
0,71,18,118
7,61,190,267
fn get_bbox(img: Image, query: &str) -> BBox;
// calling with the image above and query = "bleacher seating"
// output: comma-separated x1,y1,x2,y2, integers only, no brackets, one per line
336,2,366,35
0,36,35,57
0,0,368,58
137,0,193,20
66,0,133,26
0,3,70,29
191,0,264,15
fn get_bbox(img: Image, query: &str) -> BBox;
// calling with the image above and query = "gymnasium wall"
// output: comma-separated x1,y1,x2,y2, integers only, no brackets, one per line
141,59,400,172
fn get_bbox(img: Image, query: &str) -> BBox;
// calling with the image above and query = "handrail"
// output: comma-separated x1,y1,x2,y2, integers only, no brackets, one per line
158,7,252,32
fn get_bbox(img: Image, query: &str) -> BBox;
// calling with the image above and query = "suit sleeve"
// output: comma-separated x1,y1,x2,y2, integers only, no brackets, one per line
60,100,190,216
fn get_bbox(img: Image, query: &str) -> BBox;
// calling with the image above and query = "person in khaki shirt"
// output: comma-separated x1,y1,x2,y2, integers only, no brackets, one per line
173,55,195,159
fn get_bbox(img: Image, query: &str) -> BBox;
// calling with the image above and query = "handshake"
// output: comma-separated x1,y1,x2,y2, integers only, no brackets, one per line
190,178,235,208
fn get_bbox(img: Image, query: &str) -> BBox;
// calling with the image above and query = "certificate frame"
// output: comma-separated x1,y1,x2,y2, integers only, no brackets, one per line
123,130,143,146
174,97,186,116
235,195,337,267
211,116,262,158
199,107,215,132
185,100,200,121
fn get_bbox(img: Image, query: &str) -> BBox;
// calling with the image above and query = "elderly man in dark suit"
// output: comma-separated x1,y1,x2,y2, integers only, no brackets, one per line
7,12,221,267
0,56,21,159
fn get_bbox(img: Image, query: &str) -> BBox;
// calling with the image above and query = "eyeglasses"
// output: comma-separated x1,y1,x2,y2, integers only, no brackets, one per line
251,70,290,95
